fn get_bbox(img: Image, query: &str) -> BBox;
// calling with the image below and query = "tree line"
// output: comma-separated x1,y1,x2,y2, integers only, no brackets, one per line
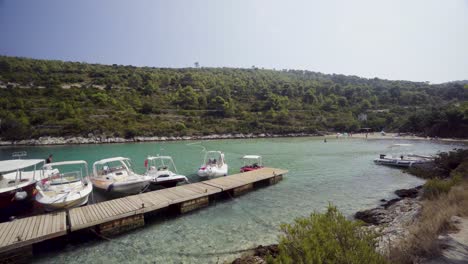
0,56,466,140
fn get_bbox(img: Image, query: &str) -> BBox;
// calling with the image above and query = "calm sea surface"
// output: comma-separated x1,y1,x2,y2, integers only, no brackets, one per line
0,137,463,263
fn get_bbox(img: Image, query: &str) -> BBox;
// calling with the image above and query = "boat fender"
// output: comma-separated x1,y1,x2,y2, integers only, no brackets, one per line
144,159,148,168
107,184,114,192
15,191,28,201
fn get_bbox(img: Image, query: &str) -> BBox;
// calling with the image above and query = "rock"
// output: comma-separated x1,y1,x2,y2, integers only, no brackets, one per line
254,245,279,258
358,197,422,254
395,186,422,198
382,198,401,209
232,256,266,264
231,245,279,264
355,208,391,225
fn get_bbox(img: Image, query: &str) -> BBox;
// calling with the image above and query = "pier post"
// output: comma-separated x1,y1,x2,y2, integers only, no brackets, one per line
180,196,209,213
269,174,283,185
96,214,145,236
232,183,254,197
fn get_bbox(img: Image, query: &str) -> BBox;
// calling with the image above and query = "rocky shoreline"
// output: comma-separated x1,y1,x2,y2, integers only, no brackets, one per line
0,133,323,146
231,186,424,263
354,186,423,255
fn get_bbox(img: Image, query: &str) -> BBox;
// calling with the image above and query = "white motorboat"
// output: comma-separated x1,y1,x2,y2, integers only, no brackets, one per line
374,154,434,168
90,157,151,195
197,151,228,178
144,156,189,188
0,159,46,210
35,160,93,211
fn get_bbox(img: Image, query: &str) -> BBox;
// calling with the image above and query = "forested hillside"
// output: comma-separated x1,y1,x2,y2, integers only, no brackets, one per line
0,56,467,140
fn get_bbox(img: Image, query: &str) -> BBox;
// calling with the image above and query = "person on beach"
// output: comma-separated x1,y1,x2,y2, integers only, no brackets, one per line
46,154,53,164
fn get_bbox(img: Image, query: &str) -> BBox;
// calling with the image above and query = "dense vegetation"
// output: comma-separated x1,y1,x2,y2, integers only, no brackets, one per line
0,56,467,140
409,148,468,199
271,205,387,264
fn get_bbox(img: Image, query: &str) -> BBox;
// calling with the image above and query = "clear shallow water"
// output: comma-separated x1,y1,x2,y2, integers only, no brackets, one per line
0,137,463,263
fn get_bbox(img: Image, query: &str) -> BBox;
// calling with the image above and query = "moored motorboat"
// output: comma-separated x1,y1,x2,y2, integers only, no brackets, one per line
197,151,228,178
240,155,264,173
91,157,151,195
0,159,46,211
373,154,434,168
144,155,189,188
35,160,93,211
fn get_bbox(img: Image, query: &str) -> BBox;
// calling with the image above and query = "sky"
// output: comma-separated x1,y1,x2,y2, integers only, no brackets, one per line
0,0,467,83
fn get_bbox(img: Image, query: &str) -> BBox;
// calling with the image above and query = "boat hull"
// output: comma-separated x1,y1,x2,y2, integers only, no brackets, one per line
240,166,264,173
39,194,89,211
150,177,186,188
373,159,431,168
92,178,150,195
197,165,228,177
35,181,93,211
0,181,36,210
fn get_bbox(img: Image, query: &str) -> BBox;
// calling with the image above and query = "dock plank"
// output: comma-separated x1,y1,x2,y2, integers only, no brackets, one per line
0,212,66,254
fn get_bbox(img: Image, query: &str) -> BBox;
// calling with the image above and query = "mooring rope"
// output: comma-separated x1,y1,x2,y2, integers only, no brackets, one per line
186,141,206,153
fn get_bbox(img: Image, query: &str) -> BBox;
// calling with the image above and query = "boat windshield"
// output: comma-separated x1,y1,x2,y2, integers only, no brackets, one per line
50,171,82,185
148,157,176,172
96,160,130,176
205,152,223,166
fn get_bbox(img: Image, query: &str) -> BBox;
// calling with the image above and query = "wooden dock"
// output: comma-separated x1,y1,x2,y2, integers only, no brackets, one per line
0,211,66,254
0,167,287,261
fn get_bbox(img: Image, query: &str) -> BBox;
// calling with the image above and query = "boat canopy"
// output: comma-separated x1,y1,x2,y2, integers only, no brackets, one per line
242,155,261,159
94,157,129,165
206,151,222,155
44,160,88,167
0,159,45,173
147,156,173,161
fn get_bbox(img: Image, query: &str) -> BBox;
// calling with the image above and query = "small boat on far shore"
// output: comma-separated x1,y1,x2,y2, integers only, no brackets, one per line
374,154,434,168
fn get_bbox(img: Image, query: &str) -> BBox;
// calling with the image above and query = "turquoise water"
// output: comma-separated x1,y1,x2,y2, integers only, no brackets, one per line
0,137,463,263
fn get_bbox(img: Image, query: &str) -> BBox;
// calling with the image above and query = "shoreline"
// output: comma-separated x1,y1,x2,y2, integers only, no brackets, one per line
1,132,467,147
231,185,424,263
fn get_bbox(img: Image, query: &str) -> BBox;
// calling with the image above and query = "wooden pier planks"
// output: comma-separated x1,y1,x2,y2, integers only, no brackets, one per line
68,193,170,231
202,167,288,191
0,212,66,253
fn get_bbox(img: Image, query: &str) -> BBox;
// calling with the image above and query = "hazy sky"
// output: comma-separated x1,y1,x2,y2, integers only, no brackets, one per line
0,0,467,83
